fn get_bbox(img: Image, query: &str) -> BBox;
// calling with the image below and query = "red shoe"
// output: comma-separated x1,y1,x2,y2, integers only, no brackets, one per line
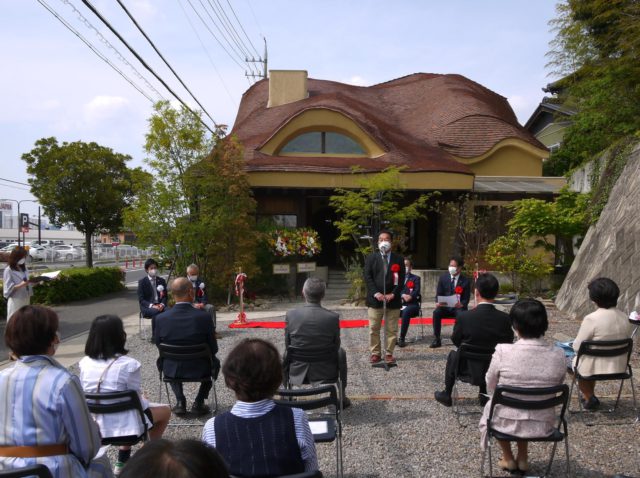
370,354,381,364
385,354,396,364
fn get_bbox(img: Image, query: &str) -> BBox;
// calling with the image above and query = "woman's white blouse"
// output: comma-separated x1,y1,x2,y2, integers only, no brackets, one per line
79,355,150,438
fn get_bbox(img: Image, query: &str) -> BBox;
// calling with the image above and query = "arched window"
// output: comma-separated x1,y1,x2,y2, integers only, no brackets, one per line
280,131,366,155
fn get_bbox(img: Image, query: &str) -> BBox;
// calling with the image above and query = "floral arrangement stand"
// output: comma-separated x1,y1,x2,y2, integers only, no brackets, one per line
232,271,248,325
269,228,322,299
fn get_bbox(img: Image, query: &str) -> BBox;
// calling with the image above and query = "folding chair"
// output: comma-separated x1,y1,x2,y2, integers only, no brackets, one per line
569,338,637,422
157,343,218,417
84,390,149,446
283,345,344,409
452,343,495,426
0,465,52,478
404,295,424,343
275,385,343,478
138,311,152,341
481,384,570,478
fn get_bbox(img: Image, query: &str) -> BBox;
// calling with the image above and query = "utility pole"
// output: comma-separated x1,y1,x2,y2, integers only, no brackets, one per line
245,37,268,82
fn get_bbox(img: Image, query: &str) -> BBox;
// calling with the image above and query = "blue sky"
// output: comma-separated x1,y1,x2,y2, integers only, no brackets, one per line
1,0,560,215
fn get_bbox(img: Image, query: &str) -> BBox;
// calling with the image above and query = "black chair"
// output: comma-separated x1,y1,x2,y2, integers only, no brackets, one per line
231,472,322,478
283,345,344,409
451,343,495,426
0,464,53,478
481,384,570,478
84,390,149,446
404,294,424,343
275,385,343,478
157,343,218,416
569,338,637,421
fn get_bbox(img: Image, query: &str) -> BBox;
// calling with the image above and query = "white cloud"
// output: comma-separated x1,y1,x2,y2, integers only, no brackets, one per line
343,76,369,87
83,96,130,124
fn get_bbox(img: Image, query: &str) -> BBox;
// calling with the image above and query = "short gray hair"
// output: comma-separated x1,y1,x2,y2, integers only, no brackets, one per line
187,263,199,274
303,277,326,303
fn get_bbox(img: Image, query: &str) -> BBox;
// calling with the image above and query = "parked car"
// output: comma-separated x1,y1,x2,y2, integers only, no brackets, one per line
0,243,20,252
53,245,84,261
29,245,54,261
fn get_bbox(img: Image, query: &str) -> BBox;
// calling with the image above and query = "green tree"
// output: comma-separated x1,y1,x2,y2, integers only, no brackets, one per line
329,167,437,260
191,136,258,299
124,100,218,266
485,233,553,294
22,137,133,267
545,0,640,174
507,188,589,266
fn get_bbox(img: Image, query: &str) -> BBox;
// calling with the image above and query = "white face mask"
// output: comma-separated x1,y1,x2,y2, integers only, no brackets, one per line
188,275,197,282
18,258,26,265
448,266,458,276
148,268,157,278
378,241,391,253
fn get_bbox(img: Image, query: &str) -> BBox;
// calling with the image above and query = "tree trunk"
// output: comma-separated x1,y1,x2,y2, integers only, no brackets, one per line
85,230,94,268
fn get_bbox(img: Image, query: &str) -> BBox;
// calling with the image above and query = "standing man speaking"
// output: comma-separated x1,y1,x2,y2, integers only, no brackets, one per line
364,230,405,365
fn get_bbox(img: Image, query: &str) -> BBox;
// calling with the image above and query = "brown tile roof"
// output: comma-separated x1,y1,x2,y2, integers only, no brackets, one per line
231,73,546,175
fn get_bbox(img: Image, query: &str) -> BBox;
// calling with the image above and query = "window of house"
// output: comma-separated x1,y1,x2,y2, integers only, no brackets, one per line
257,214,297,228
280,131,366,155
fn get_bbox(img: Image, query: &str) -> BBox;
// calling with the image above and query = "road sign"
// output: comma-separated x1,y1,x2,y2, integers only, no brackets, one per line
20,213,29,233
111,242,120,247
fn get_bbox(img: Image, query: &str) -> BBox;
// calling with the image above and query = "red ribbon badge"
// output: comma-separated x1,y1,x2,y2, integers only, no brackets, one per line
406,280,415,292
391,263,400,286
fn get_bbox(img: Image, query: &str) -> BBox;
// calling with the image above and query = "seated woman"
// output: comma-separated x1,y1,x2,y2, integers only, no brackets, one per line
120,439,229,478
0,305,110,477
202,338,318,477
79,315,171,476
479,299,566,473
572,277,634,410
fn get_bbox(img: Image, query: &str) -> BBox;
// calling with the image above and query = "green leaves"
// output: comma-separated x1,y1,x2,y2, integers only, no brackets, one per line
21,137,133,267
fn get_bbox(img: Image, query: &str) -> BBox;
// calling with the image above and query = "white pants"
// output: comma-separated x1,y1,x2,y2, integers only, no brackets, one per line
7,296,30,322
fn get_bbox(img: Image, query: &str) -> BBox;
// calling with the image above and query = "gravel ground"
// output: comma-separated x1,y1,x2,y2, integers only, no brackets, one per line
72,301,640,478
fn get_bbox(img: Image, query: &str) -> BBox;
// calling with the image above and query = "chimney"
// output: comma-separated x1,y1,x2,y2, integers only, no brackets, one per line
267,70,308,108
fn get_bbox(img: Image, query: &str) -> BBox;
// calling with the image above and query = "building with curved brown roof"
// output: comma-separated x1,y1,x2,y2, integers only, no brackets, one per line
231,70,563,268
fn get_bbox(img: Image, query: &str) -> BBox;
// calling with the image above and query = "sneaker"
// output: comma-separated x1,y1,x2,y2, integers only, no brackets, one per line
113,461,125,477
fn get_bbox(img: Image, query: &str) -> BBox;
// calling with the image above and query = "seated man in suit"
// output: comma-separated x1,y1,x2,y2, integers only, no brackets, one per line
186,263,217,329
434,273,514,406
430,255,471,348
398,257,421,348
284,277,351,408
138,258,168,337
155,277,220,416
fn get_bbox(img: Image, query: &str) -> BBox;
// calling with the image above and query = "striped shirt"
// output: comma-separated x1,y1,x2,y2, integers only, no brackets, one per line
202,399,318,472
0,355,108,478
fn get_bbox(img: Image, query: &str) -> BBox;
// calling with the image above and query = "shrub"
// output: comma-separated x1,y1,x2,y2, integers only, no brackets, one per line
1,267,124,316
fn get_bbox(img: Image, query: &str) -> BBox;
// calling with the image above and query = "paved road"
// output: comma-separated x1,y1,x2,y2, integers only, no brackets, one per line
0,269,156,362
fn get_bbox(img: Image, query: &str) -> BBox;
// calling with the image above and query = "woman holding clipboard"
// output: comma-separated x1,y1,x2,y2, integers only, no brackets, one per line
3,247,33,321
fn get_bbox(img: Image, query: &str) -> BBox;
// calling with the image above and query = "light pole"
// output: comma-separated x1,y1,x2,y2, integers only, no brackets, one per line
0,199,38,246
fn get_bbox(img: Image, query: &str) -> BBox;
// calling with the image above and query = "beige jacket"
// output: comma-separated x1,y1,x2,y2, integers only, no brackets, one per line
572,307,633,377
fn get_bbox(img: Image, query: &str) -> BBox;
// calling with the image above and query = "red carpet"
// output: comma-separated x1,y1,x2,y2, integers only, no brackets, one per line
228,317,456,329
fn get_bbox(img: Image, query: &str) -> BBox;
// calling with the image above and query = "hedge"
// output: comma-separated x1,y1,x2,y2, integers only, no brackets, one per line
1,267,125,318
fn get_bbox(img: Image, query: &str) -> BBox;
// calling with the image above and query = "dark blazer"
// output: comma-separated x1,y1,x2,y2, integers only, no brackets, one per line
435,272,471,309
154,303,220,380
138,276,168,311
284,303,340,384
364,251,406,309
192,278,209,304
401,272,421,304
451,303,514,383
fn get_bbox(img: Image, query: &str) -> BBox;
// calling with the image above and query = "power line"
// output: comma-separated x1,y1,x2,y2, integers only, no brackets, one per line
79,0,218,133
0,178,30,187
244,0,263,39
209,0,255,61
114,0,218,128
38,0,156,103
185,0,247,72
177,0,237,107
224,0,261,59
196,0,253,70
59,0,165,101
